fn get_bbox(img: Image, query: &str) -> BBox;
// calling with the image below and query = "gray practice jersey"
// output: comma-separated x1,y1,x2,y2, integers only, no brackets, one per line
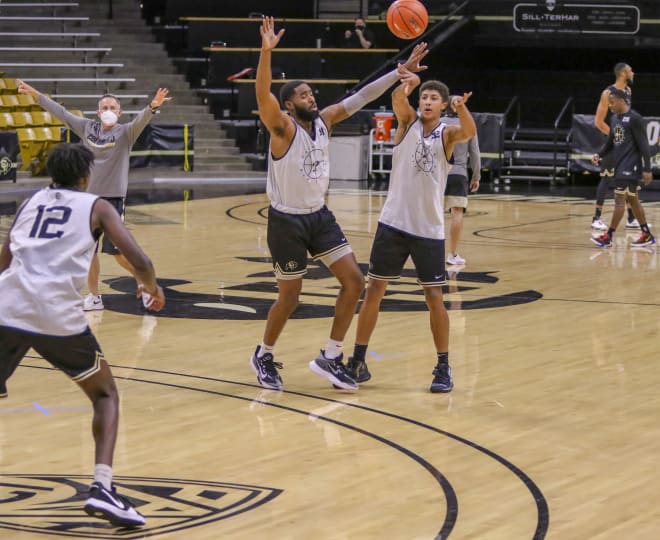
441,115,481,180
379,119,450,239
267,116,330,213
0,186,98,336
38,94,154,198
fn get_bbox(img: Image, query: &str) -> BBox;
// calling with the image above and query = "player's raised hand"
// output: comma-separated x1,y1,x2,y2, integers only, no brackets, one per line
402,42,429,73
453,92,473,108
260,16,285,51
150,88,172,109
397,63,420,96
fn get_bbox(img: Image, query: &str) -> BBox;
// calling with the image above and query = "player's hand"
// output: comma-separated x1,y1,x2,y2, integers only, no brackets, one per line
16,79,40,97
592,153,601,166
402,42,429,73
260,16,285,51
469,178,480,192
642,171,653,185
137,285,165,312
150,88,172,108
453,92,472,108
396,63,420,96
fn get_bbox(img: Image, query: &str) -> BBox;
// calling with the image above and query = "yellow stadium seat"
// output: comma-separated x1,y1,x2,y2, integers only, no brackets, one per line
12,111,33,127
0,112,16,130
0,95,20,111
0,78,18,95
16,94,40,112
16,128,48,172
32,111,64,127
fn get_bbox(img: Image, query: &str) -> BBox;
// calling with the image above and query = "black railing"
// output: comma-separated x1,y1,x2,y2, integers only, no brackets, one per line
500,95,520,168
552,96,574,181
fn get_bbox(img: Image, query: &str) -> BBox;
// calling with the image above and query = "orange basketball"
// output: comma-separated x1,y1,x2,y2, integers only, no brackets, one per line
386,0,428,40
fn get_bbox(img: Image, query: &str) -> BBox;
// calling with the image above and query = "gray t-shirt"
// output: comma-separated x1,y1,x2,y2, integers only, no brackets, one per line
38,94,154,197
441,115,481,181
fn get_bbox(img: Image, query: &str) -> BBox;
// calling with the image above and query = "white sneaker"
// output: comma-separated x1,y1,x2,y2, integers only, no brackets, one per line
446,253,466,265
591,218,608,231
625,218,640,229
83,293,104,311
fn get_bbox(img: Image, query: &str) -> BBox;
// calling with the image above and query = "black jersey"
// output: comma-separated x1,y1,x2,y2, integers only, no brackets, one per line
599,108,651,180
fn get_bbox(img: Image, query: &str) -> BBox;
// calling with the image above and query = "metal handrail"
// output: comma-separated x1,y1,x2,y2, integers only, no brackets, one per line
498,96,520,173
552,96,574,181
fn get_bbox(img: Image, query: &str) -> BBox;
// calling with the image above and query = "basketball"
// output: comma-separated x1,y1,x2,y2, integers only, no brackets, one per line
386,0,429,40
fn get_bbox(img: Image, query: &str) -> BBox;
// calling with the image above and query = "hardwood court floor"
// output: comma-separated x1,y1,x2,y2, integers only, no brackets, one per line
1,190,659,539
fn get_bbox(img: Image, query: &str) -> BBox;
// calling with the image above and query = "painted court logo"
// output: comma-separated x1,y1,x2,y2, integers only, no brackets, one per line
0,474,281,538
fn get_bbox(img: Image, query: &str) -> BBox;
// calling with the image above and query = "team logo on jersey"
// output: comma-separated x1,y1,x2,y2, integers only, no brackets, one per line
0,474,281,538
300,148,328,181
100,262,542,320
414,140,435,172
613,124,626,145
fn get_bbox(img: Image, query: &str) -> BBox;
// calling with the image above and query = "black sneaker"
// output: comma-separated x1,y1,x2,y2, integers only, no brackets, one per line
0,380,7,399
309,351,358,390
346,356,371,383
429,363,453,393
84,482,145,528
249,346,283,390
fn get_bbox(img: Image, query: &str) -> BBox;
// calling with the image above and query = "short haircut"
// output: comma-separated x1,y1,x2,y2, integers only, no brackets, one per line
279,80,306,107
613,62,629,78
47,143,95,187
98,93,121,108
419,80,450,103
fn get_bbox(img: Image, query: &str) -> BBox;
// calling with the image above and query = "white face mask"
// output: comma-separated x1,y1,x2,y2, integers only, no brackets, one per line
100,110,118,127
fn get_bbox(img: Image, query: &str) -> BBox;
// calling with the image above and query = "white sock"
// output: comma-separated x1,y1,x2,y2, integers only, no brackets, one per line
94,464,113,490
258,343,274,357
324,339,343,360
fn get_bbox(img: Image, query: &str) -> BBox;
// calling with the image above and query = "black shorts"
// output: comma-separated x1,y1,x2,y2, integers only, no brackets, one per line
599,153,615,178
368,223,446,287
611,177,642,196
0,326,104,383
97,197,125,255
267,205,350,279
444,173,468,210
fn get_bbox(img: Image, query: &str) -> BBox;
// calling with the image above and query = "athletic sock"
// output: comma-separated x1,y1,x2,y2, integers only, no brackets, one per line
437,352,449,366
324,339,343,360
594,208,602,220
641,224,651,234
258,343,274,357
607,228,615,238
94,464,113,490
352,344,368,363
627,208,635,222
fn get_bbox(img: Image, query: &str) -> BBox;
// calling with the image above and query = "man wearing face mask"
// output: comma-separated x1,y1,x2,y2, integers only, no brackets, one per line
341,17,375,49
17,80,171,311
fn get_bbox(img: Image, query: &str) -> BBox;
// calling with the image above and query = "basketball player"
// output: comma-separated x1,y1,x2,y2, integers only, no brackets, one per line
346,67,476,393
443,95,481,266
250,16,428,390
17,80,171,311
591,63,640,231
0,144,165,527
591,88,655,248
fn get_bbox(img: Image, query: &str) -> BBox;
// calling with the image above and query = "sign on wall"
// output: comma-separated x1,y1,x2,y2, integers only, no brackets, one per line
513,2,640,34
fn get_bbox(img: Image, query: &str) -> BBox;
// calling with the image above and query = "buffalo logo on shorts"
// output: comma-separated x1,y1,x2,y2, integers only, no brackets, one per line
285,260,298,272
